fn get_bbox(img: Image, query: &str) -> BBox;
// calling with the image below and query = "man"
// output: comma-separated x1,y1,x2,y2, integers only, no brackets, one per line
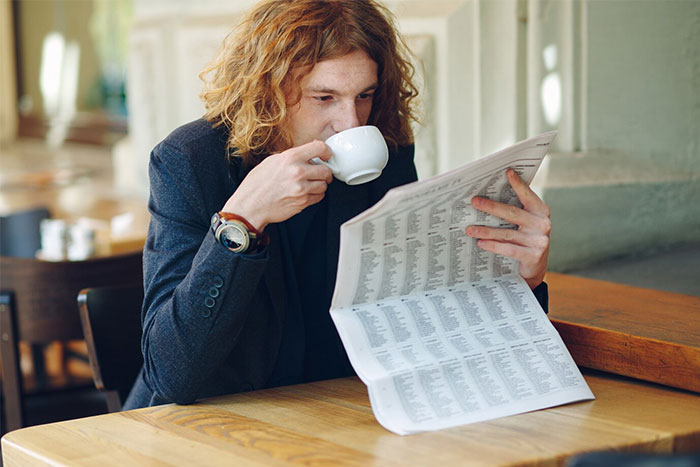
124,0,550,409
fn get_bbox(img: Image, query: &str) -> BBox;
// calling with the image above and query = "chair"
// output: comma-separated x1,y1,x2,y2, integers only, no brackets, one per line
78,283,144,412
1,207,55,395
0,207,50,258
0,251,142,433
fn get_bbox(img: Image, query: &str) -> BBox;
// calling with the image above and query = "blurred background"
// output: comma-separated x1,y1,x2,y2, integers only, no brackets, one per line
1,0,699,281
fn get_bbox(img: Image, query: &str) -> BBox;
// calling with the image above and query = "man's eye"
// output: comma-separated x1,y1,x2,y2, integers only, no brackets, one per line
357,93,374,100
314,95,332,102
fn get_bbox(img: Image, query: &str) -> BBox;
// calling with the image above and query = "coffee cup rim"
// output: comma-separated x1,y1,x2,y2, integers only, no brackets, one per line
325,125,382,143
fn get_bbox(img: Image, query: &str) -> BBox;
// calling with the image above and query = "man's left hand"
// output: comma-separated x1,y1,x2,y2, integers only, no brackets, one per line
465,168,551,289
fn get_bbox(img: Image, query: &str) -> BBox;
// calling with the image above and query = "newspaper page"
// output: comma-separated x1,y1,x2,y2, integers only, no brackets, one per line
330,131,594,435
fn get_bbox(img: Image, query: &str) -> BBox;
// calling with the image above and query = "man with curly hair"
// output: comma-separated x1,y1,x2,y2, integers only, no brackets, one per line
124,0,551,409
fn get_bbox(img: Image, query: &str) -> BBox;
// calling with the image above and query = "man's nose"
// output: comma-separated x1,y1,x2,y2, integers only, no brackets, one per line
333,101,361,133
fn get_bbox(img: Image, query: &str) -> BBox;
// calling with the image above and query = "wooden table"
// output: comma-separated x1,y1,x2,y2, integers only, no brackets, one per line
546,272,700,393
2,368,699,466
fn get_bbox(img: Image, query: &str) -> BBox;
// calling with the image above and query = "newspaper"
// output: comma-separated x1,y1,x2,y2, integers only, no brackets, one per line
330,131,594,435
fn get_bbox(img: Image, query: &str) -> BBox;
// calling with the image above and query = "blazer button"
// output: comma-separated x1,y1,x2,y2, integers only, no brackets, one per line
202,308,212,318
213,275,224,288
204,297,215,308
208,287,220,298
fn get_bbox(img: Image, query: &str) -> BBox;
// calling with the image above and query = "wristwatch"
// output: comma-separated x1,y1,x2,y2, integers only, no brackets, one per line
210,211,268,253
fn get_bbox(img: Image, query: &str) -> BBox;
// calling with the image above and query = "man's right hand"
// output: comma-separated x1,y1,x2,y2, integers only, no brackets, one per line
221,140,334,231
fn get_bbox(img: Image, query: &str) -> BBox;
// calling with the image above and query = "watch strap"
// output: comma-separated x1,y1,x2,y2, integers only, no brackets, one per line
218,212,267,243
211,211,269,252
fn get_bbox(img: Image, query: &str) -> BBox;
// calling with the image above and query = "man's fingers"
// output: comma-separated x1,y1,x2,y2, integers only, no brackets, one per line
283,141,333,182
291,140,332,162
474,239,528,262
471,197,530,226
306,163,334,183
275,142,332,183
306,192,326,206
475,238,548,288
307,180,330,195
466,225,549,249
473,239,546,269
471,174,551,233
506,169,550,217
465,169,552,289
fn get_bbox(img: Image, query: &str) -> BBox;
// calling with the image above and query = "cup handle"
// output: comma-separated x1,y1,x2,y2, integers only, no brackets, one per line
311,157,338,173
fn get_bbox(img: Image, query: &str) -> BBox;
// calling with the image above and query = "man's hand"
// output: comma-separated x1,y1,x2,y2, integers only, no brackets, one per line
465,169,551,289
221,140,334,231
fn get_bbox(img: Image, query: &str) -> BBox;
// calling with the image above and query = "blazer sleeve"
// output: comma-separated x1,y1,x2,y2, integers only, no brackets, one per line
140,139,268,405
532,281,548,313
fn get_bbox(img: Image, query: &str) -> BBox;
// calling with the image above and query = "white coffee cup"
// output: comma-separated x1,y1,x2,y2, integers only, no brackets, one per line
314,125,389,185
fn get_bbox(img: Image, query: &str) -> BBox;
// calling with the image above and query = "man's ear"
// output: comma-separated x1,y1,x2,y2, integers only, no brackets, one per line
282,65,312,107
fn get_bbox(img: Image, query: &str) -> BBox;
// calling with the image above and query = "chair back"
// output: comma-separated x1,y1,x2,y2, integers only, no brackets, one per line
0,207,50,258
0,251,142,431
78,283,144,412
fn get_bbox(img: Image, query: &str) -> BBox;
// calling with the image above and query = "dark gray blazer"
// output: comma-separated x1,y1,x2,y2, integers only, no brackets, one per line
123,119,418,409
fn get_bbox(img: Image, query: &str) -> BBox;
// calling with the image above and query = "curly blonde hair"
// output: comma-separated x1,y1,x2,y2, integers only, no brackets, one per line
200,0,419,166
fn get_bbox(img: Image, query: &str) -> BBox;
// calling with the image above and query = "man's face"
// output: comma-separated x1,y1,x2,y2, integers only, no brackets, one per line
285,49,379,147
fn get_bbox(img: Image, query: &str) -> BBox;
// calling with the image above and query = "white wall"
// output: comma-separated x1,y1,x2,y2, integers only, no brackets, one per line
530,0,700,270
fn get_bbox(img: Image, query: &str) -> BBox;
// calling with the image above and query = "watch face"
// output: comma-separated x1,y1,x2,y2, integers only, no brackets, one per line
219,223,249,252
